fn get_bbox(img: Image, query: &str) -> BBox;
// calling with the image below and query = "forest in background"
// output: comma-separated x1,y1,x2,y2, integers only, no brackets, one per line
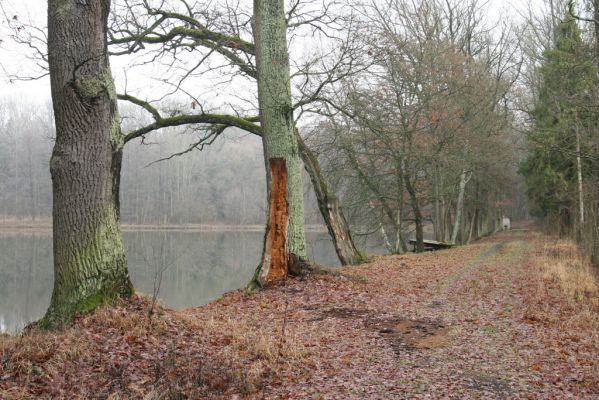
0,99,271,225
0,100,330,226
0,95,525,241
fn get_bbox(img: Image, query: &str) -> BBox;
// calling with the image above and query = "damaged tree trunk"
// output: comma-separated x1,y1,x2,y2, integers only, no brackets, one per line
42,0,133,329
251,0,308,288
259,159,290,284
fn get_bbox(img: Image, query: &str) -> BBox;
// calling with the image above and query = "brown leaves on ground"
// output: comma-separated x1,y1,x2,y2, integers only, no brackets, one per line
1,229,598,399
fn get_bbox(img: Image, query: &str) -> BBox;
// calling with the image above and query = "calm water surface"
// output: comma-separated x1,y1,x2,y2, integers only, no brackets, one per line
0,230,340,333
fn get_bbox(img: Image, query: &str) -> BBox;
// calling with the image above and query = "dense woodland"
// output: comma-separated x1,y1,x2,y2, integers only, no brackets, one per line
0,0,595,348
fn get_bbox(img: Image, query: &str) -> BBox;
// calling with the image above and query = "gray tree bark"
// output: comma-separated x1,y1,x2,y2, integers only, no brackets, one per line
404,171,424,252
42,0,133,329
451,169,471,245
575,122,585,227
593,0,599,265
297,134,363,264
252,0,308,286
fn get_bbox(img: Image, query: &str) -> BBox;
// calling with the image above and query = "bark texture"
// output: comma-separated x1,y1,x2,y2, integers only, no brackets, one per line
253,0,307,285
43,0,133,328
297,134,363,265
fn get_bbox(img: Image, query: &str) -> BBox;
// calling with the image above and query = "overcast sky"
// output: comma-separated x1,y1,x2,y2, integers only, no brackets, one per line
0,0,548,104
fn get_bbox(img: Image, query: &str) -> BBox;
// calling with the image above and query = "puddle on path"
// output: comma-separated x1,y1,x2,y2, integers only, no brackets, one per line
372,318,449,352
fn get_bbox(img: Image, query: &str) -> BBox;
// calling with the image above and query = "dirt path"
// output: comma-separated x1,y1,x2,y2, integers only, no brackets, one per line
2,230,598,399
235,230,598,399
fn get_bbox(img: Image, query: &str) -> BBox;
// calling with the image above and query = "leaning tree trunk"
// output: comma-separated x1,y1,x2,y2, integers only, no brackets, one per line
467,208,478,244
297,134,363,264
252,0,307,287
42,0,133,329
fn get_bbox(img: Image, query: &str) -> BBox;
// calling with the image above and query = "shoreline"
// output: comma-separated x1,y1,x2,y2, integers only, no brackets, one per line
2,231,597,398
0,222,329,233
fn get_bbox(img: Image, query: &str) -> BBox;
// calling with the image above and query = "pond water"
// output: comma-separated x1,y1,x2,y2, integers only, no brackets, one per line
0,230,340,333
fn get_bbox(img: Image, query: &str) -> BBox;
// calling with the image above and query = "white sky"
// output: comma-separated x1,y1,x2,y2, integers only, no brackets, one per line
0,0,550,105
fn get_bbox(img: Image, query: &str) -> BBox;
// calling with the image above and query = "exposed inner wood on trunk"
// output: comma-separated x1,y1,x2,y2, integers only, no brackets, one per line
259,158,289,285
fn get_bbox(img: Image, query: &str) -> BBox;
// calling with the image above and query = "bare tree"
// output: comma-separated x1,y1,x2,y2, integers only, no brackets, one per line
108,0,366,265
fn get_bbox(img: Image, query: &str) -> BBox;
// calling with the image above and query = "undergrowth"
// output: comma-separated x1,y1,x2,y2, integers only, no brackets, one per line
538,238,599,327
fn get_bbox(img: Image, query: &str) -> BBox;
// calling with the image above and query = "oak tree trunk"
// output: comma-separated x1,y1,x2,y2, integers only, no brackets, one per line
253,0,307,286
42,0,133,328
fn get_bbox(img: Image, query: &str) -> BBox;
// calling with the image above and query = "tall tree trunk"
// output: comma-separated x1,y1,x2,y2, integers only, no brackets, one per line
575,123,585,228
451,169,470,245
252,0,307,287
594,0,599,264
496,207,503,232
433,165,443,241
404,172,424,252
379,222,393,253
467,208,478,244
297,134,363,264
444,206,452,242
394,160,408,253
43,0,133,329
393,207,408,254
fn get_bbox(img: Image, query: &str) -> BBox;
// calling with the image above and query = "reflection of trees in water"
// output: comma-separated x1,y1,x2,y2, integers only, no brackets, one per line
0,234,53,332
0,231,339,332
124,231,264,309
125,231,341,308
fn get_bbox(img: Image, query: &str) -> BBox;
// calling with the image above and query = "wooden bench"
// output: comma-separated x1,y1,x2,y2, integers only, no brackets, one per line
408,239,453,251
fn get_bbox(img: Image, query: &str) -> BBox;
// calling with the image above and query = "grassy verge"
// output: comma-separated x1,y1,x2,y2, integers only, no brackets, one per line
538,238,599,327
0,295,310,398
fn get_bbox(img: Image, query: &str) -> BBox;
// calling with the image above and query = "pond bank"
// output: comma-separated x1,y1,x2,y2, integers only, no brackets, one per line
1,230,598,399
0,222,329,234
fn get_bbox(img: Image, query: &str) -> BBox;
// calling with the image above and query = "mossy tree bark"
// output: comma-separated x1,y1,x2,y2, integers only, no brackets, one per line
252,0,308,286
42,0,133,329
297,134,363,265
